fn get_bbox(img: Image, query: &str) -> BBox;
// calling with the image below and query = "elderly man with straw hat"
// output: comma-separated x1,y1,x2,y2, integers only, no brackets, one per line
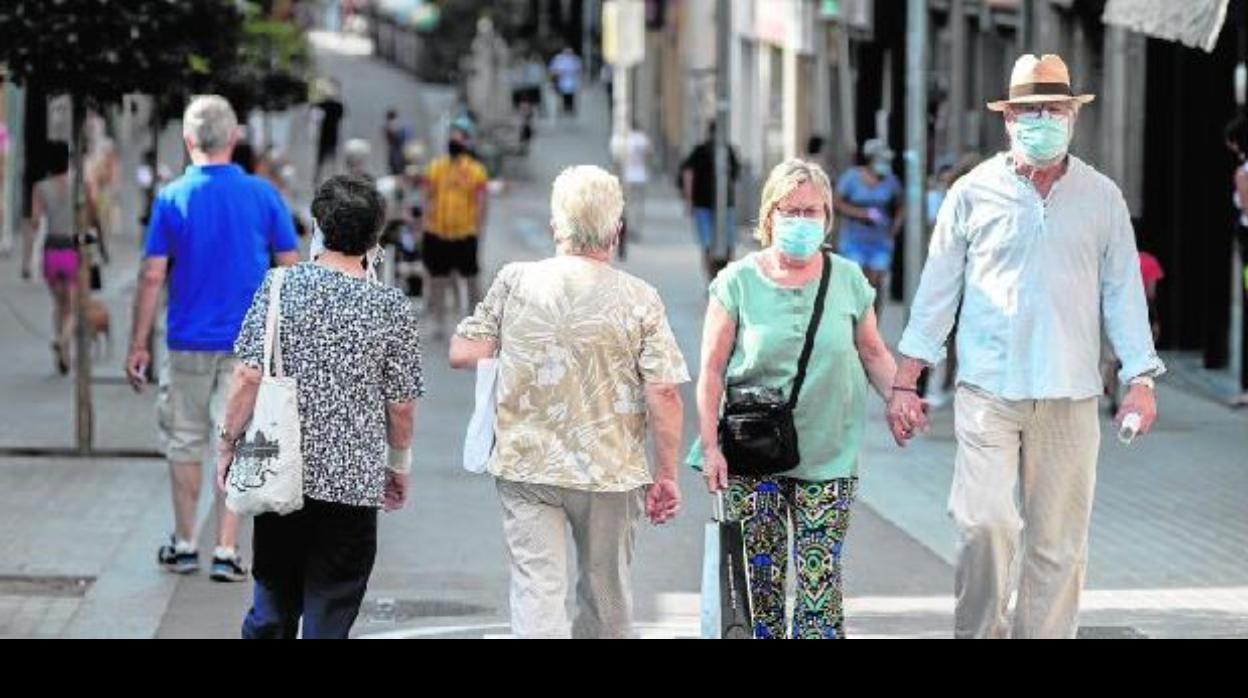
887,54,1165,639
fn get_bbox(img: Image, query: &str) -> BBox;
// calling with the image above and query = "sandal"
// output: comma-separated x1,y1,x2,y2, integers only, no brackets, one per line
52,341,69,375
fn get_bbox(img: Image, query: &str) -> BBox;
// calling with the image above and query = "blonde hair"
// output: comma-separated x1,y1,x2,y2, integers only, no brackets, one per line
754,158,835,247
550,165,624,254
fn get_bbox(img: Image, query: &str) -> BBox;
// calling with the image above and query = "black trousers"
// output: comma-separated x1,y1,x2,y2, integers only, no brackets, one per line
1238,225,1248,390
242,498,378,639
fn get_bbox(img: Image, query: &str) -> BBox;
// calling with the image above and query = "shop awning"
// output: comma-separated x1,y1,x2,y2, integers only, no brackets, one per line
1102,0,1230,54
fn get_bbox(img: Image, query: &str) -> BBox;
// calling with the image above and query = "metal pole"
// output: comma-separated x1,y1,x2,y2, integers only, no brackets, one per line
584,0,596,79
1233,235,1243,386
1234,3,1248,388
714,0,731,267
1,82,24,257
539,0,551,46
904,0,928,304
949,0,967,158
1019,0,1033,52
837,25,856,169
614,55,631,171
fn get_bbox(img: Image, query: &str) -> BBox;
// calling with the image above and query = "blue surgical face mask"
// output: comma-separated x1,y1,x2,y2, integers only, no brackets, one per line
872,159,892,177
773,214,825,259
1013,113,1071,164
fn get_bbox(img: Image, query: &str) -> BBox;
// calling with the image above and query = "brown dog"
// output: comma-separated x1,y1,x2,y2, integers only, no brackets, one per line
86,297,111,357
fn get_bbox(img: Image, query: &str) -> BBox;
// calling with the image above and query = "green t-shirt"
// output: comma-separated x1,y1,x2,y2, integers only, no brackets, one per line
687,251,876,481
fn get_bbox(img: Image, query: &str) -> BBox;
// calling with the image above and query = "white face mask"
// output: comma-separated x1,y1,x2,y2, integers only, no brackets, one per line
365,246,384,283
310,219,325,260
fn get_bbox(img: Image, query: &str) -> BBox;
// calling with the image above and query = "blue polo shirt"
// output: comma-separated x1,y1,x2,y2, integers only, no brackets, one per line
144,164,299,352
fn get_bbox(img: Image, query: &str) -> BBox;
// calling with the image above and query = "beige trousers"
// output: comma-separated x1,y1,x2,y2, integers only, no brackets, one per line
496,478,644,639
950,385,1101,639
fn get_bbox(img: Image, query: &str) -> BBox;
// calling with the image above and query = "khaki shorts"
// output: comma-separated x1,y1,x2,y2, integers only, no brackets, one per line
157,351,237,463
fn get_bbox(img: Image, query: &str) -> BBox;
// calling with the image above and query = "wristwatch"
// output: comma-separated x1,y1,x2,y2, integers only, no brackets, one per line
1128,375,1155,390
217,425,243,448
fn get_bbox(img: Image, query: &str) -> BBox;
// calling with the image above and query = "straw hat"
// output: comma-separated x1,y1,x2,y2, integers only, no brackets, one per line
987,54,1095,112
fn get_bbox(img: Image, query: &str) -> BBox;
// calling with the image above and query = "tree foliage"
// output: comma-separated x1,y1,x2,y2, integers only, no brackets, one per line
0,0,311,121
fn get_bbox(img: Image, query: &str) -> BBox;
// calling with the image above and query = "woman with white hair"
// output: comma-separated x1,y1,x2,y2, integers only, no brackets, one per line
689,158,900,639
342,137,372,177
450,165,690,638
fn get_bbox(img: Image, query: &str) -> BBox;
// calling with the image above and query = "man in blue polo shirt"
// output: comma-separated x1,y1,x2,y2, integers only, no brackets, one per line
126,95,299,583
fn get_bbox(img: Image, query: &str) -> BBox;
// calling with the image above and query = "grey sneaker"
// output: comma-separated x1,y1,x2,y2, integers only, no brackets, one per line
158,536,199,575
209,550,249,583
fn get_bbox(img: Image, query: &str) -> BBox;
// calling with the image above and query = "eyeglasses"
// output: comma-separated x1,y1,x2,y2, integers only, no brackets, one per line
1009,102,1075,118
775,206,825,219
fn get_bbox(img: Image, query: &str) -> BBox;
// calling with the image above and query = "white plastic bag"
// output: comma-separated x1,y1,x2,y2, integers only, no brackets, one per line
462,358,498,474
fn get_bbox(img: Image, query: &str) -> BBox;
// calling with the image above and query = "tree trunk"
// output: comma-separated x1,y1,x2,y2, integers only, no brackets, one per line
145,106,159,386
71,96,93,454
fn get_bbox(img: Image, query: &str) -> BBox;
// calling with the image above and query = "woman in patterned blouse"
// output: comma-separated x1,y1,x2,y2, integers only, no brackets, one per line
217,175,426,639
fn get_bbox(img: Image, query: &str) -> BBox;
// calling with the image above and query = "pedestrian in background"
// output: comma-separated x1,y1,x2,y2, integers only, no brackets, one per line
834,138,904,314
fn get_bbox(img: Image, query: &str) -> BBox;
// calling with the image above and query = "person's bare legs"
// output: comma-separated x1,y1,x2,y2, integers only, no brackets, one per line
210,359,239,551
450,272,466,316
864,269,886,317
169,460,201,544
216,492,239,550
427,276,449,340
49,280,73,372
62,284,77,350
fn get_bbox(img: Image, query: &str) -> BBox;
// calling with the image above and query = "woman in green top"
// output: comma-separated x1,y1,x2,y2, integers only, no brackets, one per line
690,158,901,639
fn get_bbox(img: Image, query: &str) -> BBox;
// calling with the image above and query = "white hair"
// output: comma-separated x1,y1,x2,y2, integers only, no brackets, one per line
182,95,238,155
344,138,371,172
550,165,624,254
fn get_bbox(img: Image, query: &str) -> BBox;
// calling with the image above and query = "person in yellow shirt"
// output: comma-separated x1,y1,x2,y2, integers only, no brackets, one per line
424,128,489,339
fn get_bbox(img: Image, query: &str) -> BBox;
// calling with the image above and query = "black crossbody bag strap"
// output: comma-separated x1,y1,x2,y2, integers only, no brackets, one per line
786,252,832,410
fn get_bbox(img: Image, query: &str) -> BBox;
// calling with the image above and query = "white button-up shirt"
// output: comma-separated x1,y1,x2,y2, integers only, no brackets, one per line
899,153,1165,401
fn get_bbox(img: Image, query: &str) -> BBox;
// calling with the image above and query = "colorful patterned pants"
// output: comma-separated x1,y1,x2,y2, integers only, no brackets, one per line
726,476,857,639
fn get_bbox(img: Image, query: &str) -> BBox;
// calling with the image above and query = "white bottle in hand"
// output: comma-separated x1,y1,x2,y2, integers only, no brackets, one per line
1117,412,1142,445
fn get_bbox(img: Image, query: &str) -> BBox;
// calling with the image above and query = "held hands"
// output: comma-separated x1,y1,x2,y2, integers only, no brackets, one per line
886,388,930,447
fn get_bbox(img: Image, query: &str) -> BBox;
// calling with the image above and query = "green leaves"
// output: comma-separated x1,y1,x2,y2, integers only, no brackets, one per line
1,1,208,106
0,0,310,118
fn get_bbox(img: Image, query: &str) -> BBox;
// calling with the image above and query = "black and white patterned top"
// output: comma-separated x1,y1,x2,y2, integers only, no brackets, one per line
235,263,425,508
